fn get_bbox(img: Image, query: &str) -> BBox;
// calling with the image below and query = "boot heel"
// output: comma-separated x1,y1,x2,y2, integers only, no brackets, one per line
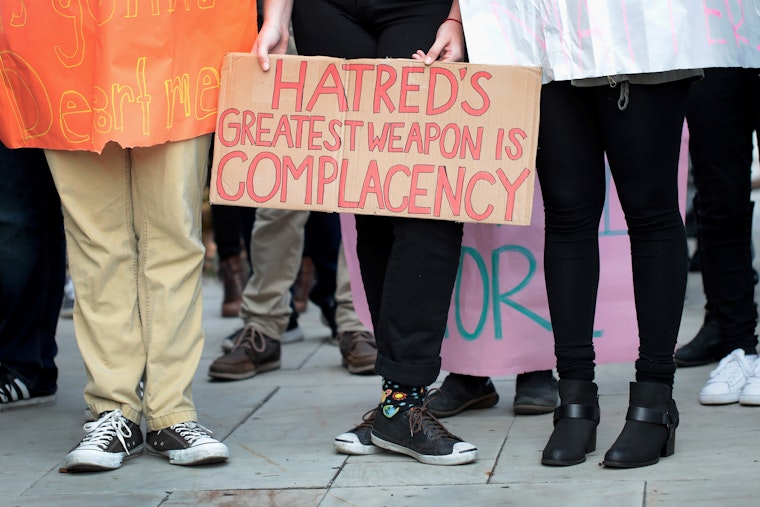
660,429,676,457
585,427,597,453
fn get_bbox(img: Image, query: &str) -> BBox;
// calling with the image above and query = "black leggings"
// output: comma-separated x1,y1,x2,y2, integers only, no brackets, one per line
536,80,690,386
687,68,760,356
291,0,464,387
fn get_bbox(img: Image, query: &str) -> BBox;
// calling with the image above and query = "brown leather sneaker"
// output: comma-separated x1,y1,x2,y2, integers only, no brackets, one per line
337,330,377,375
208,324,281,380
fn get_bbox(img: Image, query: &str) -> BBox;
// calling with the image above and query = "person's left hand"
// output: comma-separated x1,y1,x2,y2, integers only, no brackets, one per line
411,18,465,65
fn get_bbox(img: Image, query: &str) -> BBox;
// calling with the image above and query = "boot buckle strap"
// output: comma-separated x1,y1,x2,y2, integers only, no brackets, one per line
626,406,674,428
553,403,600,424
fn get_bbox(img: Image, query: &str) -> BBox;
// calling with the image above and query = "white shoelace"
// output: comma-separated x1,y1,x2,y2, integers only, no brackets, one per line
709,350,754,382
78,409,136,455
169,421,214,446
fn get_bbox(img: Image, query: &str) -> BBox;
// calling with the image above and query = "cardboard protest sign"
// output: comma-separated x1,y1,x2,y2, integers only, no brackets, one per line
210,54,541,225
0,3,258,152
461,0,760,82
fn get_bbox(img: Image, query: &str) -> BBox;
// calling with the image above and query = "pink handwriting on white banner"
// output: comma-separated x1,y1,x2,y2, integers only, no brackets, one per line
462,0,760,82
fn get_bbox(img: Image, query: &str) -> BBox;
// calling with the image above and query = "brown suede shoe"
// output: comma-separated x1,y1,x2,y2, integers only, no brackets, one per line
208,324,281,380
337,331,377,375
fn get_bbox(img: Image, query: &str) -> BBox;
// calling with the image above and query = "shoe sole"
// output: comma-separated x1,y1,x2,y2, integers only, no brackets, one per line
739,395,760,406
342,359,376,375
699,394,740,405
541,455,587,466
147,443,229,465
334,436,386,455
513,402,556,415
60,445,144,473
428,393,499,418
370,433,478,465
601,457,661,468
0,394,56,413
208,361,281,380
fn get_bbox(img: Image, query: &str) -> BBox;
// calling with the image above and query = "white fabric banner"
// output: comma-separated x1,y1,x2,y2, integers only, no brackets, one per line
461,0,760,82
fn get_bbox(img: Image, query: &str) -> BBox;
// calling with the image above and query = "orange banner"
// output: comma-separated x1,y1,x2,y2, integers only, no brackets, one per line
0,1,257,152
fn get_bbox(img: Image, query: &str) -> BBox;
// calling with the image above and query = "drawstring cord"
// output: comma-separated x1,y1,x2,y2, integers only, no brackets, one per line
606,76,629,111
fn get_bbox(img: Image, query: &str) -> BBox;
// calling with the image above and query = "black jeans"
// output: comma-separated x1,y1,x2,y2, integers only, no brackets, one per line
0,142,65,393
536,80,690,385
686,68,760,356
292,0,463,386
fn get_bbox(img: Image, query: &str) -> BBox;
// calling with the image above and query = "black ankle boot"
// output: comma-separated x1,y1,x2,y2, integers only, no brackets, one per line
602,382,678,468
541,380,600,466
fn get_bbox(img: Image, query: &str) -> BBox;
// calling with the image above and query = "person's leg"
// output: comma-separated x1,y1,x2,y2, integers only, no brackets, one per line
208,208,308,380
130,136,211,430
602,81,689,388
536,81,605,467
536,82,606,383
599,79,690,468
47,143,148,472
334,241,378,375
0,143,65,410
684,68,758,367
357,216,463,384
295,0,475,465
304,212,340,336
46,143,146,423
131,135,228,465
240,208,309,337
212,204,255,317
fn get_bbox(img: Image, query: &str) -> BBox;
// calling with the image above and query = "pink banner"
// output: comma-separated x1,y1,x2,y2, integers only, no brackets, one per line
342,125,689,376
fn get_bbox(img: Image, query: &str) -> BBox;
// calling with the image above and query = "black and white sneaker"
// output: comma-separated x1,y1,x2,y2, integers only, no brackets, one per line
371,404,478,465
60,409,144,472
147,421,229,465
334,408,385,455
0,364,56,412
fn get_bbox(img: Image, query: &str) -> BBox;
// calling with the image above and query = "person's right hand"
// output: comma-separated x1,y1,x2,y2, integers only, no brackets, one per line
252,22,289,71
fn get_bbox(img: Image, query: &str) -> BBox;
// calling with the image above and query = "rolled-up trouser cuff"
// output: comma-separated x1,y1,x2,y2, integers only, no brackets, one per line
375,353,441,387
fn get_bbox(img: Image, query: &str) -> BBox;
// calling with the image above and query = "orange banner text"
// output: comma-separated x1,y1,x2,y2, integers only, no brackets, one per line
0,1,258,152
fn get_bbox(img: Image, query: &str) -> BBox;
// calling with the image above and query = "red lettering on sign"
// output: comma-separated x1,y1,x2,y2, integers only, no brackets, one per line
216,151,247,200
496,167,531,221
272,59,306,111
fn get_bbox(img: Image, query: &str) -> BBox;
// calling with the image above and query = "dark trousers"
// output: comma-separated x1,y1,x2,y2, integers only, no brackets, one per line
536,80,690,385
292,0,463,386
686,68,760,355
0,142,65,393
303,212,341,332
212,204,256,264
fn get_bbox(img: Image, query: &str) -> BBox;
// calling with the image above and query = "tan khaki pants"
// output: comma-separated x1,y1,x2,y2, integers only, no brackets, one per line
240,208,309,337
46,136,210,430
240,209,367,337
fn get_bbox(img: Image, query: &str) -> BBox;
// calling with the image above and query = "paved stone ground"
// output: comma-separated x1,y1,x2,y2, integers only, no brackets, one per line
3,173,760,506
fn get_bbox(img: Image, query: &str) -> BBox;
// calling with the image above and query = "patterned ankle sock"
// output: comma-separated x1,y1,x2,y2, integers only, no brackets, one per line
380,378,425,418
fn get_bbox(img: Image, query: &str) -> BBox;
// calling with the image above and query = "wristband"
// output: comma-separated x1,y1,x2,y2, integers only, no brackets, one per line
445,17,463,26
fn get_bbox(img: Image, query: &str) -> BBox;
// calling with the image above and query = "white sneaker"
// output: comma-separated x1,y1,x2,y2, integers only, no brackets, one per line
739,352,760,406
699,349,757,405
